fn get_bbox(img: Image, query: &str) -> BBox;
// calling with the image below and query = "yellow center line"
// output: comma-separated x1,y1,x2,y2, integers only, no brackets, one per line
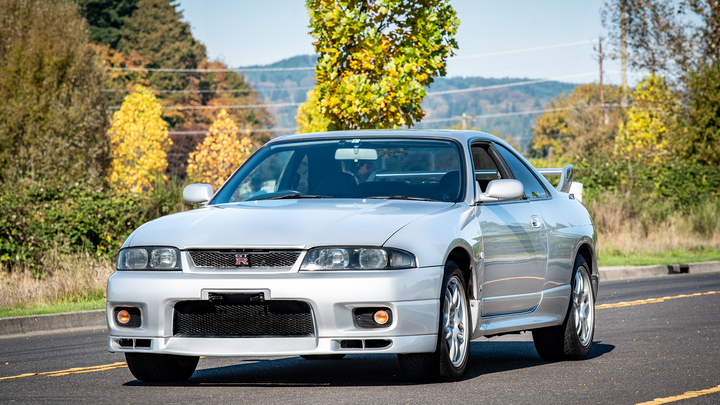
0,362,127,381
597,291,719,309
636,383,720,404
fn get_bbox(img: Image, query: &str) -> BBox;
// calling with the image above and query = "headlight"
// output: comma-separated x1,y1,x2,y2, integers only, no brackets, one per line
117,247,182,270
300,247,416,270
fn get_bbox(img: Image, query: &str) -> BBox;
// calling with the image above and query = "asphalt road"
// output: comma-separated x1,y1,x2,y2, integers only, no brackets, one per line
1,272,719,405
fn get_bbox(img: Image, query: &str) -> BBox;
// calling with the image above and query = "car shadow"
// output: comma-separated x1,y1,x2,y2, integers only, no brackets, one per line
124,340,614,387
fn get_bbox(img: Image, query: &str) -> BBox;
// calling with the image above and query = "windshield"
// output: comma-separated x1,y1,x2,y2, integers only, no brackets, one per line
212,138,464,204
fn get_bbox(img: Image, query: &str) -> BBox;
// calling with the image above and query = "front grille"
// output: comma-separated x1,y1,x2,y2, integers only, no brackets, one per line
173,294,314,337
188,250,300,268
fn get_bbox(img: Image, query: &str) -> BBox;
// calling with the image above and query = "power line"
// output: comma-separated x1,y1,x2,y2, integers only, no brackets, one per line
168,128,296,135
419,107,573,124
107,72,595,109
453,39,597,60
425,72,597,96
102,86,313,94
110,66,315,73
107,40,599,74
108,102,302,110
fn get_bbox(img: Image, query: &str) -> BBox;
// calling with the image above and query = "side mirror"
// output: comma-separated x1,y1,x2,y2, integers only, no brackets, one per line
477,179,524,203
183,184,214,206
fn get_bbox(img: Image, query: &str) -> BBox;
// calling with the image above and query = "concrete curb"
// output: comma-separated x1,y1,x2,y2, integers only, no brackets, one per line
598,260,720,281
0,309,106,337
1,261,719,337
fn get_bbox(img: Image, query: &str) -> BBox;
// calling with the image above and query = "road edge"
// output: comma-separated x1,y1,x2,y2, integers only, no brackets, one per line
0,309,106,338
599,260,720,281
1,261,718,338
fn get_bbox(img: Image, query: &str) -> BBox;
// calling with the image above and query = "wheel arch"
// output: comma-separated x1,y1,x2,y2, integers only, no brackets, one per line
444,242,476,301
574,240,598,298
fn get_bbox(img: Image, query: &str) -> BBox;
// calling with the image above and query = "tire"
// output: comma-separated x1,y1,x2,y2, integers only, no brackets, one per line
398,261,470,382
532,255,595,361
300,354,346,360
125,353,199,382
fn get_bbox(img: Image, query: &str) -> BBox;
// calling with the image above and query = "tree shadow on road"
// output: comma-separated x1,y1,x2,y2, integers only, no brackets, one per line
124,339,614,387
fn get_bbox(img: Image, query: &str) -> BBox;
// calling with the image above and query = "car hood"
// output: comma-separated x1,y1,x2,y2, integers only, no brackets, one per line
125,199,454,249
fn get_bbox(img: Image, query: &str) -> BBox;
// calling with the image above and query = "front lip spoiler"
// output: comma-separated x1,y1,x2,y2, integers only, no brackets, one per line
108,335,438,356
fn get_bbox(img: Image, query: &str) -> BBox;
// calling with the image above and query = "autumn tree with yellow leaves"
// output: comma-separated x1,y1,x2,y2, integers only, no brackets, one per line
107,87,172,194
296,89,331,133
186,109,253,190
615,73,684,163
307,0,460,129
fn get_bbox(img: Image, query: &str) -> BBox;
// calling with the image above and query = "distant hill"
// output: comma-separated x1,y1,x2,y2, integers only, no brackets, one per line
239,55,578,151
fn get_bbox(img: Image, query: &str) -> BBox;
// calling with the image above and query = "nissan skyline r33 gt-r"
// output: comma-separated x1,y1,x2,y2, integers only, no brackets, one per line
107,130,598,382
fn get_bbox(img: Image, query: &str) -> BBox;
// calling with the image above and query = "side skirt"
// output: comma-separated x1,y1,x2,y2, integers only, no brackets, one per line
471,285,570,339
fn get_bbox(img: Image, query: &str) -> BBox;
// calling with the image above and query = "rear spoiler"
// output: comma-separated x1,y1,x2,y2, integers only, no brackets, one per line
537,165,574,193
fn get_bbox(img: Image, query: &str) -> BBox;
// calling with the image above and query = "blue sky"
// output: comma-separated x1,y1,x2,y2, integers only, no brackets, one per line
177,0,643,85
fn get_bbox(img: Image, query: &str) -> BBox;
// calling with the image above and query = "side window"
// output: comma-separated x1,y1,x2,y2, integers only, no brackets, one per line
495,145,548,199
470,144,501,192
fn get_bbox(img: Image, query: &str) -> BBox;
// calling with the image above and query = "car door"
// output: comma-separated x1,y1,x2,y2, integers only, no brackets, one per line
472,142,549,316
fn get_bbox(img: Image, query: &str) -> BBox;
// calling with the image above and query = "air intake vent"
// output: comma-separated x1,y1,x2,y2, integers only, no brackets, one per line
173,294,314,337
188,250,300,269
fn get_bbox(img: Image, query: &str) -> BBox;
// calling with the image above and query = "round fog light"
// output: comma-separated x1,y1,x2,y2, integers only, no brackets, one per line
373,310,389,325
117,310,131,325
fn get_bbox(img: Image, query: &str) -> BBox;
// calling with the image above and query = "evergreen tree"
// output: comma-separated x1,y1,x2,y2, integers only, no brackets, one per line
77,0,139,48
0,0,110,186
118,0,207,126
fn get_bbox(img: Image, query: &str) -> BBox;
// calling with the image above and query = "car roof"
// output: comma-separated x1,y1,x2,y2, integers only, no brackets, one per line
265,129,507,147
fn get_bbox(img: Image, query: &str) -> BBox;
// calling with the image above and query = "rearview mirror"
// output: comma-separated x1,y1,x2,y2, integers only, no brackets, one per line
183,184,214,206
477,179,524,203
335,148,378,161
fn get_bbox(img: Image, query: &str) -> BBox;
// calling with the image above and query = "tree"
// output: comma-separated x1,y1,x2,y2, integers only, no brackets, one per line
0,0,110,186
603,0,720,80
118,0,207,126
296,89,331,133
186,109,253,190
307,0,460,129
530,84,625,160
615,74,684,163
107,87,172,193
76,0,139,48
685,62,720,165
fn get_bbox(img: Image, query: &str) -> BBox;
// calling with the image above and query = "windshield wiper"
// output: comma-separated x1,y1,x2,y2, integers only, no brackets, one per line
257,193,328,201
368,195,438,201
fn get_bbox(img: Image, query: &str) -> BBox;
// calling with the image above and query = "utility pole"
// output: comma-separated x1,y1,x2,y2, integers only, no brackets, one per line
620,0,628,107
452,112,476,130
599,36,604,108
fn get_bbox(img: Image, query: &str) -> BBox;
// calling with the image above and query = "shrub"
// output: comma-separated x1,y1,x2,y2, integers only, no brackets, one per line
0,178,185,274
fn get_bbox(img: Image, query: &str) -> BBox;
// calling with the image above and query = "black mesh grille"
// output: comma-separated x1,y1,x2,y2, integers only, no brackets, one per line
173,294,314,337
188,250,300,268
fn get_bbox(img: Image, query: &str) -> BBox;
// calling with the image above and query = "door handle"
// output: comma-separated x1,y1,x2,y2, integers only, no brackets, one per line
531,215,542,228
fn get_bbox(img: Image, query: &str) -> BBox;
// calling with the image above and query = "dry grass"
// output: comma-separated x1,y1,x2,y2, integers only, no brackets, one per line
0,251,113,310
588,197,720,257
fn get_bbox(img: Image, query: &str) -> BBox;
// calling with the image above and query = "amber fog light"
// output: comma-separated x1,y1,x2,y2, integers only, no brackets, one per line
114,307,141,327
373,310,389,325
117,310,131,324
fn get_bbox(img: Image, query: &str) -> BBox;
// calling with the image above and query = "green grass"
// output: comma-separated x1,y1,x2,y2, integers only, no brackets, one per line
599,248,720,267
0,298,105,318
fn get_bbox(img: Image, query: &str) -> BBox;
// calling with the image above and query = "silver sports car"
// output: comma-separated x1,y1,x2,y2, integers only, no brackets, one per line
107,130,598,382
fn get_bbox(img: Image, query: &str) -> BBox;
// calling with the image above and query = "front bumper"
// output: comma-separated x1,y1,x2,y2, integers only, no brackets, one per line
107,266,443,356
